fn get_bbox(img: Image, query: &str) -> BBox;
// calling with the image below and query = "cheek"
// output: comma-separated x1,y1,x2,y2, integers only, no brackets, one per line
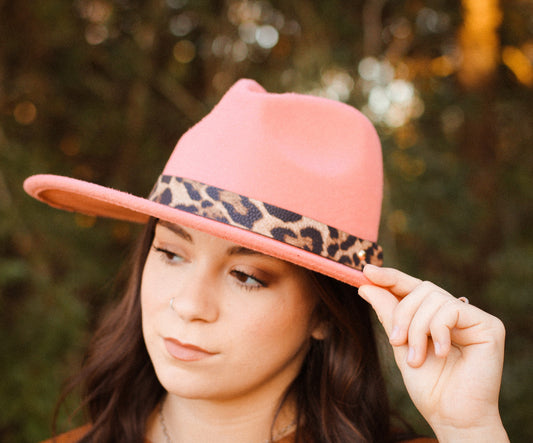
140,253,168,308
239,294,316,355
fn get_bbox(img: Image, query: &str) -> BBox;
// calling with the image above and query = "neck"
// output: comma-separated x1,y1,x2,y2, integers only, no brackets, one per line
149,392,296,443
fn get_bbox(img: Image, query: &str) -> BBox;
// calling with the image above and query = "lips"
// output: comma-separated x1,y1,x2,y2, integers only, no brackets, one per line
164,338,216,362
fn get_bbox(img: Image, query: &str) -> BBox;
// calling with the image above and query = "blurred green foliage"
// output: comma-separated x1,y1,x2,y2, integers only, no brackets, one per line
1,0,532,441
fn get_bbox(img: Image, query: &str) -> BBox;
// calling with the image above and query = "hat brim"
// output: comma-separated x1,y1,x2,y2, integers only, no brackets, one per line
24,174,371,287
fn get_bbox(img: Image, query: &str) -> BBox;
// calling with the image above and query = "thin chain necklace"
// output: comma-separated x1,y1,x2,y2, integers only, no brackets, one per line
159,401,173,443
158,402,297,443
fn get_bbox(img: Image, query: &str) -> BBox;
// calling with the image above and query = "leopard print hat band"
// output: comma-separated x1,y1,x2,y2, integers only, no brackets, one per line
149,175,383,272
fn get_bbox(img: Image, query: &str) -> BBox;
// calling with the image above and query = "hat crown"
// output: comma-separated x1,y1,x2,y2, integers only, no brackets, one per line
163,79,383,242
23,79,384,286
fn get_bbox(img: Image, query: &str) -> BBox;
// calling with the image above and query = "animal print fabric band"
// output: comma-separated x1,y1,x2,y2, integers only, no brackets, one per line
149,175,383,271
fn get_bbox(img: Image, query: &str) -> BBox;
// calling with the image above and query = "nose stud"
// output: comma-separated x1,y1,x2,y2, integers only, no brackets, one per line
169,297,175,310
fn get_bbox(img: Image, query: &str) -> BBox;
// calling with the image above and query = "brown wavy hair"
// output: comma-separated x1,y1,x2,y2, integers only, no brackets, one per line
55,217,403,442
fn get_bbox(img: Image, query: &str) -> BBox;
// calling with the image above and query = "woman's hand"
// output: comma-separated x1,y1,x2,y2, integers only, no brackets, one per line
359,265,509,443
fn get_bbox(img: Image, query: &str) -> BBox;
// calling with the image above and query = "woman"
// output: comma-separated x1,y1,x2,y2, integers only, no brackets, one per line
25,79,508,442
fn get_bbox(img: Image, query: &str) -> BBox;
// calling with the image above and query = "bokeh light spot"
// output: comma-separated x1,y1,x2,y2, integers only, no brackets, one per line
14,101,37,125
212,71,234,93
368,86,390,115
75,214,97,228
59,135,81,156
232,40,248,62
387,80,414,104
169,14,194,37
85,23,108,45
239,22,257,44
211,35,232,57
77,0,113,24
358,57,381,81
173,40,196,63
387,210,408,233
256,25,278,49
431,56,455,77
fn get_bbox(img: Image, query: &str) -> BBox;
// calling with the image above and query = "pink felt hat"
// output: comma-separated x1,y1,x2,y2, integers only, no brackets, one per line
24,79,383,287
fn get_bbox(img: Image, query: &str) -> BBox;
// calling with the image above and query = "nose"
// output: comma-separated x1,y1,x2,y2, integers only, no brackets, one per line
169,265,219,323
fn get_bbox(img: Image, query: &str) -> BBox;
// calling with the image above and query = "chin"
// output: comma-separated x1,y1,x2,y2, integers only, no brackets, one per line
153,364,225,399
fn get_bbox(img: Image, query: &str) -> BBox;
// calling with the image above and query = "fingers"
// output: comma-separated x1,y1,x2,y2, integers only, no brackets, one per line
404,296,467,367
388,281,448,345
428,300,463,357
360,265,478,368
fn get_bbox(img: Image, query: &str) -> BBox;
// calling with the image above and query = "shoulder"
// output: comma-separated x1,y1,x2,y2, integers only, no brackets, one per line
40,425,90,443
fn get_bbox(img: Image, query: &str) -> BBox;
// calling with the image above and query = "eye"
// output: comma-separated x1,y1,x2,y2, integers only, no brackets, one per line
152,246,184,264
230,270,266,290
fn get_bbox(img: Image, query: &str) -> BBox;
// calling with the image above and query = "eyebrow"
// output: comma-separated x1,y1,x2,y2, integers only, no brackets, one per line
227,245,264,257
157,221,264,258
157,221,193,243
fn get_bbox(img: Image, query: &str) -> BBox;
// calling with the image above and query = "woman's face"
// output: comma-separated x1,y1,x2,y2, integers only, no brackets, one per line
141,221,323,404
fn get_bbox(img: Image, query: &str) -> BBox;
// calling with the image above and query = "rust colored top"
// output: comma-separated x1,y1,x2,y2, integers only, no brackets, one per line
42,425,436,442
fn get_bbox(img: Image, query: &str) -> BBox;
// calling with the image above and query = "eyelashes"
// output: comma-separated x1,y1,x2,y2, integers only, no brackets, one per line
152,246,184,264
151,245,267,290
230,270,266,290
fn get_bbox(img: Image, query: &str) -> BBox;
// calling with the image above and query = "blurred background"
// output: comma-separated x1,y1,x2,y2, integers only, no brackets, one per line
1,0,532,441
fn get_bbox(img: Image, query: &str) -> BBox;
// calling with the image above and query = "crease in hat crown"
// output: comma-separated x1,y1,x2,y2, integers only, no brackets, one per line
23,78,384,287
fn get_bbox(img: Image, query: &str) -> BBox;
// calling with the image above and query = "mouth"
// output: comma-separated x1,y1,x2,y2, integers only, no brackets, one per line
164,337,216,362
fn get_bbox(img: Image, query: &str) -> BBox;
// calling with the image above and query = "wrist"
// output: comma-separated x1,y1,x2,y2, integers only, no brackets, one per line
432,417,509,443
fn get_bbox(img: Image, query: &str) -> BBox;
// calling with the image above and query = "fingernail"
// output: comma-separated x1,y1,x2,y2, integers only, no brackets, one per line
434,341,441,356
407,346,416,363
363,264,378,273
390,325,401,342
